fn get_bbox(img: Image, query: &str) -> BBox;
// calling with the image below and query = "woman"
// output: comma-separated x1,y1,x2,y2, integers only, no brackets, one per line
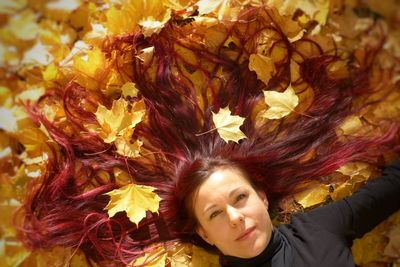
17,4,400,267
172,157,400,266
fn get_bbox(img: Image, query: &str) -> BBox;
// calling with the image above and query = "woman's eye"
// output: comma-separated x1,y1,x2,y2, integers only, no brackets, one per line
236,193,247,202
209,211,220,220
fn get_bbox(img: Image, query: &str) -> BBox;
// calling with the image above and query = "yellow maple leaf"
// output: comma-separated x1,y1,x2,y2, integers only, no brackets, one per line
336,162,374,179
0,107,18,133
195,0,240,20
293,182,330,209
136,46,155,66
73,46,106,78
0,0,27,15
336,115,363,135
139,9,171,37
105,5,138,35
352,231,389,265
115,137,143,158
121,82,139,98
191,245,220,267
105,69,124,97
95,98,146,143
106,0,170,36
262,86,299,119
42,62,59,81
21,40,54,66
267,0,329,25
7,9,39,41
212,107,246,143
104,184,161,226
248,53,276,86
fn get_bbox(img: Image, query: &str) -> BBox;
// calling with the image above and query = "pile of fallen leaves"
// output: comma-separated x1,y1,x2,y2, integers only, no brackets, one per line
0,0,400,266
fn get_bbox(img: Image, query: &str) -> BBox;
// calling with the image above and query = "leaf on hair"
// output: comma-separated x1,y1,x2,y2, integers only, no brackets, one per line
104,184,161,226
212,107,246,143
261,85,299,119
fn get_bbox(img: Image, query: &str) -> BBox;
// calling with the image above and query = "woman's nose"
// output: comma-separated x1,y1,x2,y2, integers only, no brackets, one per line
227,206,244,227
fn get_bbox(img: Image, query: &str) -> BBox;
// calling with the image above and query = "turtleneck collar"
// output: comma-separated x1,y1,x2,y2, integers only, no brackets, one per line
221,228,293,267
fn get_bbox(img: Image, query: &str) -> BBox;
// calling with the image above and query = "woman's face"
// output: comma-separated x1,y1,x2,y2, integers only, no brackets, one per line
193,167,273,258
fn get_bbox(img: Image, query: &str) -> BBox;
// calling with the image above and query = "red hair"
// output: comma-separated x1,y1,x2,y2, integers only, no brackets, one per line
16,5,400,266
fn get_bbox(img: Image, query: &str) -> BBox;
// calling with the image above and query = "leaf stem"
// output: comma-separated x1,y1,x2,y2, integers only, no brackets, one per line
195,127,218,136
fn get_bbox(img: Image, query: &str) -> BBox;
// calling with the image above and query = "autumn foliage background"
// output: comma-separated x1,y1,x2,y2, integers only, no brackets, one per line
1,0,400,266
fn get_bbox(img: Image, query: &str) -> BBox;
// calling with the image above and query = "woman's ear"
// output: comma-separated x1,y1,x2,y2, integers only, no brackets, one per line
196,225,214,245
257,190,268,208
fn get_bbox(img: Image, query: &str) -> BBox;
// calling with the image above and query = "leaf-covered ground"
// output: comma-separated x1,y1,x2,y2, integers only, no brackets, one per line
0,0,400,266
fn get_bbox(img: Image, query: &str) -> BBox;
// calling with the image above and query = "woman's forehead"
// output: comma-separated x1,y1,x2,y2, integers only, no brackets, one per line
195,169,252,202
207,168,250,186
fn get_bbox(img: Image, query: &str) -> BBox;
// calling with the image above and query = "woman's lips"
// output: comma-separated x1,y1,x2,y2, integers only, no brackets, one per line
235,226,256,241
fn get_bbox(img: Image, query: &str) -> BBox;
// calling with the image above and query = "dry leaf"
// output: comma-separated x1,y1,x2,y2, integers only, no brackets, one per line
352,231,389,265
190,245,220,267
22,40,54,66
140,9,171,37
248,53,276,86
293,182,330,208
121,82,139,98
262,86,299,119
196,0,225,15
212,107,246,143
0,0,27,15
115,137,143,158
383,226,400,258
6,9,39,41
73,46,106,78
337,115,363,135
95,98,146,143
104,184,161,226
336,162,374,179
106,0,170,36
0,107,17,133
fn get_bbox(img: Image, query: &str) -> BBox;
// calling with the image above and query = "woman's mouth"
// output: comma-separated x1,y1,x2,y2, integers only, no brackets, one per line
235,226,256,241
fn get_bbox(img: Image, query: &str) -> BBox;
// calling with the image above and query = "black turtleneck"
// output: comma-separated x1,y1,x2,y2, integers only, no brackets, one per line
222,159,400,267
224,229,293,267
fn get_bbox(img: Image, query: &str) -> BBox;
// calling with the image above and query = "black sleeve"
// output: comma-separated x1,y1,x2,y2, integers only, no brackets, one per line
305,159,400,238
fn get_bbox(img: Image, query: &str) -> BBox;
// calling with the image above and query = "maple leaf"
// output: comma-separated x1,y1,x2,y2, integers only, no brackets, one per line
248,53,276,86
106,0,171,36
73,46,106,78
104,184,161,226
191,245,220,267
121,82,139,98
22,40,54,66
115,137,143,158
95,98,146,143
6,9,39,41
0,0,27,15
261,86,299,119
293,182,330,209
42,62,59,81
212,107,246,143
195,0,240,20
337,115,363,135
267,0,329,25
139,9,171,37
383,223,400,258
0,107,17,132
45,0,81,12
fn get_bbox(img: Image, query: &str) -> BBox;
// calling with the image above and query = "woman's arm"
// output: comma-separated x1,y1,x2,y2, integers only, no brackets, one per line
305,159,400,238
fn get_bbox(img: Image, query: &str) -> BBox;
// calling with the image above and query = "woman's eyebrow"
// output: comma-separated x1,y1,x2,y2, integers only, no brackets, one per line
203,204,217,214
228,187,243,198
202,187,244,214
